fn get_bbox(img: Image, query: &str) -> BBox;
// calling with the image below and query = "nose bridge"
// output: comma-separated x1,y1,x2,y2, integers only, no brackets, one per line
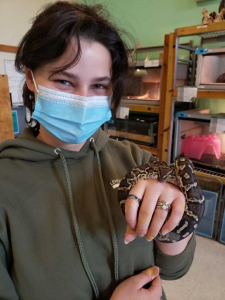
75,84,89,97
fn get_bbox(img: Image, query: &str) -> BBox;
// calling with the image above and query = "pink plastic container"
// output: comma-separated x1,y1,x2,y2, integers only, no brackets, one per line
184,135,221,160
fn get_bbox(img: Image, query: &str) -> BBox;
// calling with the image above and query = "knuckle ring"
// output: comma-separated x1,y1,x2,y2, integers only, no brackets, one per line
156,200,171,211
127,194,141,204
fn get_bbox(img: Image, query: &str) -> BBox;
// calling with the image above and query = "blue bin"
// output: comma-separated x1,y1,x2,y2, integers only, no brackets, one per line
196,190,218,238
219,211,225,244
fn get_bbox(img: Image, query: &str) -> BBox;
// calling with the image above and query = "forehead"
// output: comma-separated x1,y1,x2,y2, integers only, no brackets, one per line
45,39,112,76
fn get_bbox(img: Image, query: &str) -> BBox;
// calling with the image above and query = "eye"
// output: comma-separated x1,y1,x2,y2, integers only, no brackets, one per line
93,84,107,89
54,79,72,86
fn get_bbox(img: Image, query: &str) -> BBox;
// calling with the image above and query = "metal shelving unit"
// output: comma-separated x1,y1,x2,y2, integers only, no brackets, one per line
161,22,225,163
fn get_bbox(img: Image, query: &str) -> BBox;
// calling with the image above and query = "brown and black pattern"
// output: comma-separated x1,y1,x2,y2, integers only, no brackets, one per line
118,157,205,243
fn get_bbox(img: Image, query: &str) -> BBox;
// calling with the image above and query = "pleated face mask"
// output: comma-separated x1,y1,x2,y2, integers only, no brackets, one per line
31,73,112,144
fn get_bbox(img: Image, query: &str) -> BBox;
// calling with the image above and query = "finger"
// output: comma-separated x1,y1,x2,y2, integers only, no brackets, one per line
160,196,185,236
125,198,140,230
131,266,159,289
135,183,161,237
145,199,170,241
148,275,162,298
124,224,137,244
125,181,146,229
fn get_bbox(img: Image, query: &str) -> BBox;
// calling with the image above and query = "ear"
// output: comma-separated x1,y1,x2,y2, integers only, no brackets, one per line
25,67,36,93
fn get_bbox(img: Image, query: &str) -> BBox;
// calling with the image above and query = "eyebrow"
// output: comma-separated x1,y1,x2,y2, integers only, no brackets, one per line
52,70,111,82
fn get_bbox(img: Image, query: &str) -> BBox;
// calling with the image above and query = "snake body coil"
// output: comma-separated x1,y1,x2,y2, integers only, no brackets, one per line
118,157,205,243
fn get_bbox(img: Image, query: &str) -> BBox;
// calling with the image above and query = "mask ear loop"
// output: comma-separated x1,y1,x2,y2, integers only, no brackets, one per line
30,70,39,93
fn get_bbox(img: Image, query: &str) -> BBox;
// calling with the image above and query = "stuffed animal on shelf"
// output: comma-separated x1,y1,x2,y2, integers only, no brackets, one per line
201,1,225,25
202,8,213,25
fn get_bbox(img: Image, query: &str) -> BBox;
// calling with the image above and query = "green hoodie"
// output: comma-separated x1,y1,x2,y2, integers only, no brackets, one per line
0,128,196,300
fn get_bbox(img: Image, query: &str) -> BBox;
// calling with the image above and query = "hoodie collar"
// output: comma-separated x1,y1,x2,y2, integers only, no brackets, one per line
0,127,109,162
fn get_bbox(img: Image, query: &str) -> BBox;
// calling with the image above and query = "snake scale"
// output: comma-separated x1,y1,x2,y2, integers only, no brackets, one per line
118,157,205,243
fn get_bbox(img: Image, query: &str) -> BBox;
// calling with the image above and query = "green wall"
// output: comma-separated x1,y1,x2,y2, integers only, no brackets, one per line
85,0,221,47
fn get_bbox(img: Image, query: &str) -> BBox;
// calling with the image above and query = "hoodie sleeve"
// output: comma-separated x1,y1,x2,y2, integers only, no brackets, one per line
0,209,20,300
154,233,196,280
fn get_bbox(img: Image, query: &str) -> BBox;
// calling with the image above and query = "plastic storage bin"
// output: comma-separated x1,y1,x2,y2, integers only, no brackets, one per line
195,176,223,239
219,211,225,244
195,190,218,238
184,135,221,160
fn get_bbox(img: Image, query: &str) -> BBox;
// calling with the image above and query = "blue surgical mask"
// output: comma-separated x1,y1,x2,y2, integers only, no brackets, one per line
31,72,112,144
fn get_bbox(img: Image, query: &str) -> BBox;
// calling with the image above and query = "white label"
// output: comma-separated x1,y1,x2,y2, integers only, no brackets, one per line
197,25,207,29
210,117,225,134
144,60,160,68
177,86,198,102
116,106,129,119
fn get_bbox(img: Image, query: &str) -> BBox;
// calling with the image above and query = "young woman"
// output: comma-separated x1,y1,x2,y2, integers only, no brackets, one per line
0,2,202,299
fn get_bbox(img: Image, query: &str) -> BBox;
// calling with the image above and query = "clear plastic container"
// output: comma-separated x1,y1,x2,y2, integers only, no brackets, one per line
219,211,225,244
184,135,221,160
196,190,218,238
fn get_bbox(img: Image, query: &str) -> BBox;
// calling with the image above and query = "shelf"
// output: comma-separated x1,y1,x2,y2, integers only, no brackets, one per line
129,64,162,69
0,44,18,53
107,129,155,144
173,89,225,99
138,145,158,155
0,75,14,142
195,170,225,185
161,23,225,165
122,103,160,113
176,22,225,37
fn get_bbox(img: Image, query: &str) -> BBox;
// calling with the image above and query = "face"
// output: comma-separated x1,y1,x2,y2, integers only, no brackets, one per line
26,39,112,97
25,39,113,151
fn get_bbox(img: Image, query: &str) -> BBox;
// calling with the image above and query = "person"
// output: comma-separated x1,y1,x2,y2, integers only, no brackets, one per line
0,2,199,300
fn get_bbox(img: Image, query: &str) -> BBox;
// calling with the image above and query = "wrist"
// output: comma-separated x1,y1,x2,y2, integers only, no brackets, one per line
155,232,193,255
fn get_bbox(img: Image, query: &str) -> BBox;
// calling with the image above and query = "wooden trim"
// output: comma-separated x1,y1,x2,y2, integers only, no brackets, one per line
138,145,158,155
173,89,225,99
0,44,18,53
157,34,170,161
161,33,176,162
123,103,160,113
0,75,14,142
176,22,225,37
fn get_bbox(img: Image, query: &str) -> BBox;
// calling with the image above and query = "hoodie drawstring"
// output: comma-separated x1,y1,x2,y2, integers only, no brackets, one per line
90,138,119,282
54,148,100,299
54,139,119,299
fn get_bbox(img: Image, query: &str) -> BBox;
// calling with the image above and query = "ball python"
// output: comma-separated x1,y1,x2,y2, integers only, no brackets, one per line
118,157,205,243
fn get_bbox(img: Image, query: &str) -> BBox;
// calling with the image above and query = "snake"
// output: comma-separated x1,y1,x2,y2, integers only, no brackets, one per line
118,157,205,243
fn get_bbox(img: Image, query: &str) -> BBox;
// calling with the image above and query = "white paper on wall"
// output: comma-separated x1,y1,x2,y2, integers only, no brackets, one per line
4,59,24,106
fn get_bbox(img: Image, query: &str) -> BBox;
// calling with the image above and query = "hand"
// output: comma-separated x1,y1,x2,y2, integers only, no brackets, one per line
110,266,162,300
124,179,185,243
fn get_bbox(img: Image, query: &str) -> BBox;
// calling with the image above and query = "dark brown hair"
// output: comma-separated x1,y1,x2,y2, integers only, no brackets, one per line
15,1,131,125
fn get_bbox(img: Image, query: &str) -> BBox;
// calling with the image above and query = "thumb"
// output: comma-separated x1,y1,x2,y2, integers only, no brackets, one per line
133,266,160,289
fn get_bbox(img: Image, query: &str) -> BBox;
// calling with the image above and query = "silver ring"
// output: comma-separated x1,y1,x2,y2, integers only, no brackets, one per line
127,194,141,204
156,200,171,211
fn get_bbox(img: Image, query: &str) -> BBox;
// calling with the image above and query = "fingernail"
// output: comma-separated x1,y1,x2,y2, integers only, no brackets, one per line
124,233,136,244
142,266,159,280
146,236,154,242
124,239,129,245
161,229,169,235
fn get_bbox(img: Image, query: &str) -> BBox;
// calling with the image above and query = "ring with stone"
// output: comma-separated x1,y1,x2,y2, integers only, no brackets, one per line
127,194,141,204
156,200,171,211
